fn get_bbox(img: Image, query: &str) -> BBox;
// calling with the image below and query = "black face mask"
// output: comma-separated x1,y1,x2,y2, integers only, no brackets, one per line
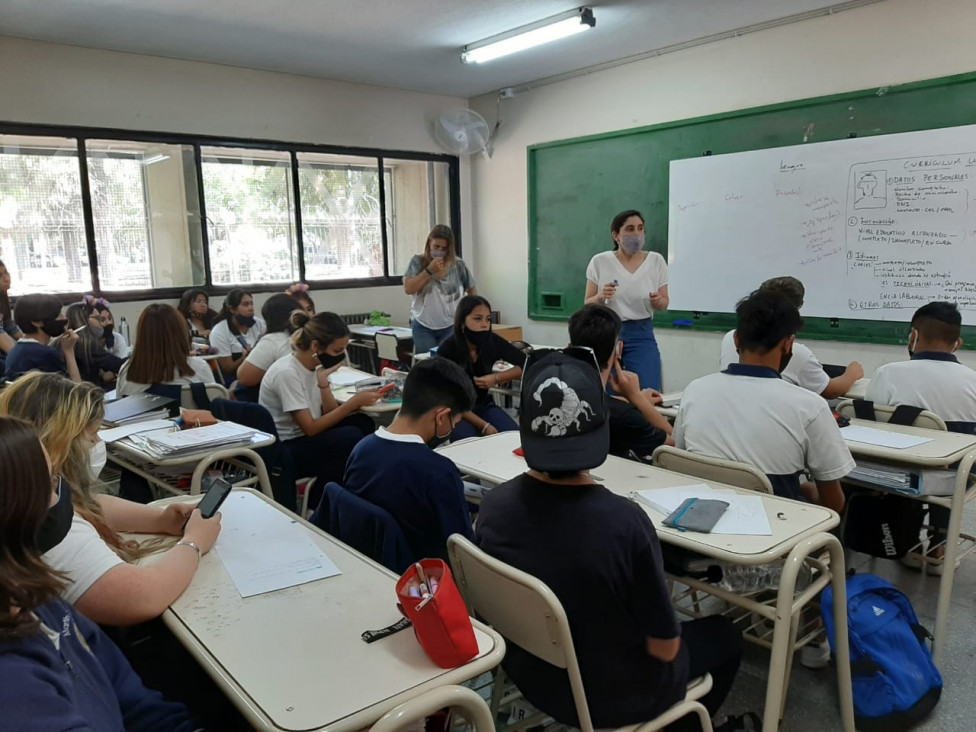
36,478,73,553
235,314,256,328
779,350,793,374
464,328,491,349
103,323,115,348
427,412,453,449
41,319,66,338
317,351,346,369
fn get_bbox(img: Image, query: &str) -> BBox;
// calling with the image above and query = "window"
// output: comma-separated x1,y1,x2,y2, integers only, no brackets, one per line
86,140,206,290
0,135,89,295
201,147,298,286
384,159,453,276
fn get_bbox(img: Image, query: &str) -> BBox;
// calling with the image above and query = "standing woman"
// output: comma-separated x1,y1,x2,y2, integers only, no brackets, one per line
210,289,267,382
403,224,476,355
177,288,218,341
437,295,525,441
583,210,669,391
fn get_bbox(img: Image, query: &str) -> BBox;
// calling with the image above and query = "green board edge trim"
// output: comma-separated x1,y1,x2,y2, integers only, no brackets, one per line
526,70,976,350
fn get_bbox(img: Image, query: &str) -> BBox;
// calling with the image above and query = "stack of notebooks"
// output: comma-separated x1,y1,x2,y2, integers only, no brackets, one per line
847,459,956,497
126,422,256,460
103,394,175,427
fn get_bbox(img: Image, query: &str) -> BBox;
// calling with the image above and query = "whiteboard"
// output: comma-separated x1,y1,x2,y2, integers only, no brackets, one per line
667,124,976,324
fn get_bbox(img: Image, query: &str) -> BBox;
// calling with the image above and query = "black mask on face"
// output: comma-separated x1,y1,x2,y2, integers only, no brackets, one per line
316,351,346,369
36,478,73,553
464,328,491,349
41,319,66,338
427,411,453,449
103,323,115,348
779,350,793,374
235,314,256,328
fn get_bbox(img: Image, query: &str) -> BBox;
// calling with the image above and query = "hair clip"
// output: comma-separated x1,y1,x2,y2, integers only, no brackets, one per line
285,283,309,295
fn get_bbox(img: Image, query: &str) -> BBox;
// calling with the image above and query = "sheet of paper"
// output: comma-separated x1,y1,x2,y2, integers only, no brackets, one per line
633,486,771,535
99,419,176,443
842,425,933,449
215,492,341,598
633,485,733,515
330,370,368,387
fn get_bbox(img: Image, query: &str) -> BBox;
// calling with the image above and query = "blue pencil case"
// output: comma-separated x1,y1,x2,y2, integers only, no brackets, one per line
663,497,729,533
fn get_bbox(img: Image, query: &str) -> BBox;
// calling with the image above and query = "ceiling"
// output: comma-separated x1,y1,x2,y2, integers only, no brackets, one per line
0,0,865,98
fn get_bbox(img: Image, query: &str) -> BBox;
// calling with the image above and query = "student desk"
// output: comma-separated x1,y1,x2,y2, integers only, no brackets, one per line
842,418,976,664
436,432,854,732
153,488,505,732
348,324,414,340
656,391,683,421
844,378,869,400
329,365,401,415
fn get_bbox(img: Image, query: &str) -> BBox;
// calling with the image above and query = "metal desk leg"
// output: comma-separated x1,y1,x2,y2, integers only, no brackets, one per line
825,535,854,732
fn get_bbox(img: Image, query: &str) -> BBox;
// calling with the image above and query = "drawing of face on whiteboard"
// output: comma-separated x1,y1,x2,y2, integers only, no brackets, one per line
854,170,887,209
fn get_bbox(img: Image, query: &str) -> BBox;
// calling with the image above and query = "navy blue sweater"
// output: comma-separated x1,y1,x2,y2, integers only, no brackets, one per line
0,601,196,732
5,341,65,381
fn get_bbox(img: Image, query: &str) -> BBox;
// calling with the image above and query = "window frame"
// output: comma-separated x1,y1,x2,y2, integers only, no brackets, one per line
0,122,461,301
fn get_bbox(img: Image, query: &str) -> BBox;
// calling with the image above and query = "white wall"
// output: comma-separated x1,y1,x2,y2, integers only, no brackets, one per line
0,36,470,326
469,0,976,389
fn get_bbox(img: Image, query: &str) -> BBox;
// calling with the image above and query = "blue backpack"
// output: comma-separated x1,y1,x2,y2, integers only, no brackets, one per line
822,574,942,731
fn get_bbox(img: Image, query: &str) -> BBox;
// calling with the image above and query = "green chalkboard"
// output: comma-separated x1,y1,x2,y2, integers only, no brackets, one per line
527,71,976,347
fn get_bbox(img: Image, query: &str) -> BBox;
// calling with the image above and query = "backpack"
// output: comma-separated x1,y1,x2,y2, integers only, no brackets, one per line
822,574,942,731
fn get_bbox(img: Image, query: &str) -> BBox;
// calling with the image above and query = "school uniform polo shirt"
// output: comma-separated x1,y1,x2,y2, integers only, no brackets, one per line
674,363,855,499
719,330,830,395
866,352,976,430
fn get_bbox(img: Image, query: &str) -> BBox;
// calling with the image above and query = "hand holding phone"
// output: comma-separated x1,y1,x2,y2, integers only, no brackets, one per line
183,476,232,532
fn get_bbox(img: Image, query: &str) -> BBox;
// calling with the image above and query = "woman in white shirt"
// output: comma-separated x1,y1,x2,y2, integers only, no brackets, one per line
583,209,669,391
259,311,380,493
210,289,267,381
116,303,216,396
236,293,300,395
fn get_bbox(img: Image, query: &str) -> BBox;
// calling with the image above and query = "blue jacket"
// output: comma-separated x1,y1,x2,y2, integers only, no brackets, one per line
0,600,196,732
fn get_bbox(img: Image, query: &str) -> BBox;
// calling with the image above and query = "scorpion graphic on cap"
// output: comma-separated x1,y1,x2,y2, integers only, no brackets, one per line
530,377,595,437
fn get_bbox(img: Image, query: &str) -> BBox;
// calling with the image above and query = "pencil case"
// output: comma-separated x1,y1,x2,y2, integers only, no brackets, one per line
663,498,729,533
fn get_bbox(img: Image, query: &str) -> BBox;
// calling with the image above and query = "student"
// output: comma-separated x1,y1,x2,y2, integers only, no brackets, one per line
259,311,379,492
719,277,863,398
177,287,218,340
210,289,267,380
0,258,21,354
117,304,216,396
866,301,975,570
0,372,222,626
568,304,671,460
675,290,854,513
286,283,316,315
237,293,300,390
476,349,746,731
92,298,129,358
332,358,477,561
0,417,199,731
437,295,525,440
64,301,126,388
5,293,81,383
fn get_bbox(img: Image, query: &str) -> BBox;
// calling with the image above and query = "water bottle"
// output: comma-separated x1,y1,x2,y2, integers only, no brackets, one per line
119,316,130,344
717,561,811,594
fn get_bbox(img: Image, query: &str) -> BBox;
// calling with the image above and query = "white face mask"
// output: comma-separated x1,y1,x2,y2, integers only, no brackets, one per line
90,440,107,478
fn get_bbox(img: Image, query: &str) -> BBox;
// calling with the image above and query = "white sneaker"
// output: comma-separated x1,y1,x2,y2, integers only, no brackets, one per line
800,640,831,670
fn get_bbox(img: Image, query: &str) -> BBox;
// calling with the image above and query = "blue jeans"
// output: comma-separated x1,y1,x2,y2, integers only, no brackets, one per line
451,403,518,441
411,321,453,355
619,319,662,391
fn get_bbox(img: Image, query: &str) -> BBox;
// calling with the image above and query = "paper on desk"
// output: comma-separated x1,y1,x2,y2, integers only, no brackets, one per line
215,492,341,598
330,371,367,388
99,419,176,443
841,425,933,449
633,486,771,535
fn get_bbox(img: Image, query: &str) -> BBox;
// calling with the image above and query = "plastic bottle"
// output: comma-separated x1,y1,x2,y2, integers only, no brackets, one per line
717,561,811,594
119,316,130,344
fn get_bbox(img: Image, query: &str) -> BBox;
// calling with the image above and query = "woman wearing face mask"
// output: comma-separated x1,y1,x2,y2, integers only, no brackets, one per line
210,289,267,382
436,295,525,441
177,287,219,341
403,224,477,355
4,294,81,383
286,283,316,316
93,300,129,358
0,417,199,731
584,209,670,391
0,372,222,626
237,293,303,394
259,310,379,493
117,304,216,397
64,301,126,388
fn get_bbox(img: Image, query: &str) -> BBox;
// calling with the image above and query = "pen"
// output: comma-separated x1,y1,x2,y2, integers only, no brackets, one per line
72,325,86,333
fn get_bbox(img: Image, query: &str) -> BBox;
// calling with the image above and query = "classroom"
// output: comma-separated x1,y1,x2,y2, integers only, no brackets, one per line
1,0,976,730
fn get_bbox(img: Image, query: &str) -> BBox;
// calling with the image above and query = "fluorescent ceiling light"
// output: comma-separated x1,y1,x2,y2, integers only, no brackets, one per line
461,6,595,64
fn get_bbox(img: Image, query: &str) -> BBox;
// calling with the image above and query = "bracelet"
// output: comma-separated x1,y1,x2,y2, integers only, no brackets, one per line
175,541,201,559
424,267,434,276
481,424,491,435
494,373,499,386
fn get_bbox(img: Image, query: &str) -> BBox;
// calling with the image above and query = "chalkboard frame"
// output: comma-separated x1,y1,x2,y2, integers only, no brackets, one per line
526,70,976,348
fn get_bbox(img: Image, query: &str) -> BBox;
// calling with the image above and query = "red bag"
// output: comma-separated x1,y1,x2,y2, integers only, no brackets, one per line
395,559,478,669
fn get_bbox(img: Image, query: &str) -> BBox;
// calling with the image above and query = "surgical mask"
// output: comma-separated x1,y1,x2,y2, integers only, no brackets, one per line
235,314,256,328
90,440,107,478
316,351,346,369
89,325,104,340
36,477,74,553
779,350,793,373
908,330,917,358
431,250,447,259
619,233,644,255
41,319,66,337
464,328,491,348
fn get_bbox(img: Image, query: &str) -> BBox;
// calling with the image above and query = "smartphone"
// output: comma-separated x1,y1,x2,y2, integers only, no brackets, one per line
184,476,232,529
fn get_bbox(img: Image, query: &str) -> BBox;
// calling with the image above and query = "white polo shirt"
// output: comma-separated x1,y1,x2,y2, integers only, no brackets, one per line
866,352,976,425
243,331,293,373
674,364,855,499
43,514,125,605
719,330,829,395
209,317,267,357
259,354,321,441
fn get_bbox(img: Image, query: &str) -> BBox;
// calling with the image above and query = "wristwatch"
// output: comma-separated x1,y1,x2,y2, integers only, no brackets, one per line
424,267,434,276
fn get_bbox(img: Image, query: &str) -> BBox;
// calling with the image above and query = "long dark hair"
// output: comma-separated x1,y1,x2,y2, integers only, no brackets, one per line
610,209,644,250
290,311,349,352
127,304,194,383
177,288,218,332
0,417,67,640
0,259,12,329
451,295,492,372
215,289,251,336
263,294,301,335
64,303,106,378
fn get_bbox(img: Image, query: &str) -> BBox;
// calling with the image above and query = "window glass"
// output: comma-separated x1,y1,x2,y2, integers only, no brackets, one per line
86,140,205,290
0,135,89,294
201,147,297,285
383,159,452,276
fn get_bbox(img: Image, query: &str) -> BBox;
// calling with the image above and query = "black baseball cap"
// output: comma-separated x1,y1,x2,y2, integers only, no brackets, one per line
519,348,609,473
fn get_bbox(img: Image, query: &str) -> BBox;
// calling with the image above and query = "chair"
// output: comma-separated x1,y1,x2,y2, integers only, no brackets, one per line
376,332,411,371
652,445,773,494
447,535,713,732
146,381,228,410
371,685,495,732
312,482,414,574
835,399,947,431
179,381,228,408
